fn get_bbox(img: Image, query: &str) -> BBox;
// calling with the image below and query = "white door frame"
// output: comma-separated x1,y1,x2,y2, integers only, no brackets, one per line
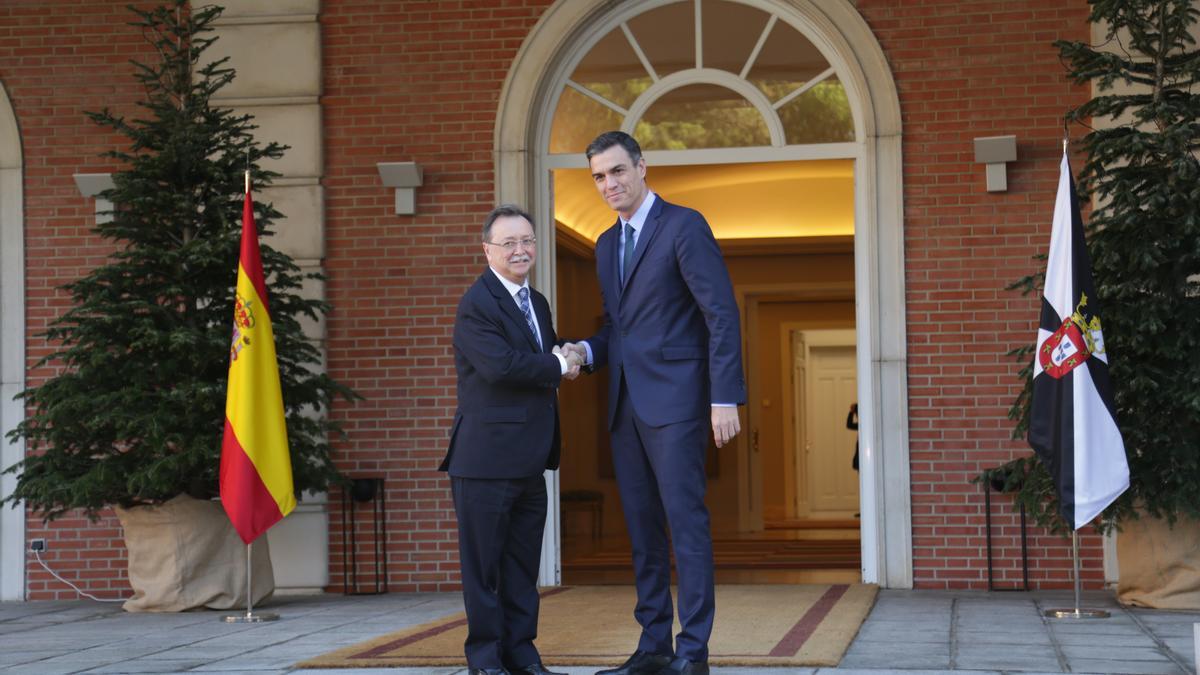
0,81,27,601
495,0,912,588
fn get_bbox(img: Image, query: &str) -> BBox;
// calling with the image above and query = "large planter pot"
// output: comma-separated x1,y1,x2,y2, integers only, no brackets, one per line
265,491,329,593
1116,513,1200,609
115,494,274,612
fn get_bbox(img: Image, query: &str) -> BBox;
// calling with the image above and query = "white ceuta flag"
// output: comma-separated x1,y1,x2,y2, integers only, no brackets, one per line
1027,150,1129,530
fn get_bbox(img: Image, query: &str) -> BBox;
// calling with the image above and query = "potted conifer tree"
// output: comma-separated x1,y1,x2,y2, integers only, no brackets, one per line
1001,0,1200,606
2,1,355,609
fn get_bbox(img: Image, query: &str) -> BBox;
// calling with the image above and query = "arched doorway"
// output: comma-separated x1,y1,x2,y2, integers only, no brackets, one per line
496,0,912,588
0,81,27,601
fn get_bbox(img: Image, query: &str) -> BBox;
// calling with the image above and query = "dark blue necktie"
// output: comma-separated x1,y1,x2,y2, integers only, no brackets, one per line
517,287,541,350
622,221,635,283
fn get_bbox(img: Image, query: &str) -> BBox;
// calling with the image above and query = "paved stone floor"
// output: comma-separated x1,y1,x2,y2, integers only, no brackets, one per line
0,588,1196,674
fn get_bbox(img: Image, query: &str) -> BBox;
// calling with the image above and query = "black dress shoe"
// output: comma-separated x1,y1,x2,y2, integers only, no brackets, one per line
595,650,673,675
512,663,567,675
657,657,709,675
469,668,510,675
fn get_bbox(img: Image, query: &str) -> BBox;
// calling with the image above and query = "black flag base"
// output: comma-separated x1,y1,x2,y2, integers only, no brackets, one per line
1043,531,1110,619
222,543,281,623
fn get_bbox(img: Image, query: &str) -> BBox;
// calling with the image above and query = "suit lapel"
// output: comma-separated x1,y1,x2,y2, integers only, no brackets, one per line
601,219,624,302
532,291,553,350
481,271,541,352
623,197,664,290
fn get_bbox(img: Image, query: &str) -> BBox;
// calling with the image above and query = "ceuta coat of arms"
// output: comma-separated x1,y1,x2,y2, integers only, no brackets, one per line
1039,292,1106,379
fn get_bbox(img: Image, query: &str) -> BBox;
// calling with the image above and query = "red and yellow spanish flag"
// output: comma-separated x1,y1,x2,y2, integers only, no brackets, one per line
220,181,296,544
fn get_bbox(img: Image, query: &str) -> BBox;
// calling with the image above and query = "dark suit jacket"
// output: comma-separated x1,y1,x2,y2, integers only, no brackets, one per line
587,196,746,428
441,269,562,478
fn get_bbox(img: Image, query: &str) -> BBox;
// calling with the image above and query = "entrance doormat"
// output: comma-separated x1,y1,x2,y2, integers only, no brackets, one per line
297,583,877,669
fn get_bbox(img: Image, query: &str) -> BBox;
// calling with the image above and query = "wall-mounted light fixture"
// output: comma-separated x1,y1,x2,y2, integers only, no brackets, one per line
73,173,115,223
376,162,423,215
973,135,1017,192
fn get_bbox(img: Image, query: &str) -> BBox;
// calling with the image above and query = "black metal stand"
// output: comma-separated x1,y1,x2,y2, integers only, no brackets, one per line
342,477,388,595
984,475,1030,591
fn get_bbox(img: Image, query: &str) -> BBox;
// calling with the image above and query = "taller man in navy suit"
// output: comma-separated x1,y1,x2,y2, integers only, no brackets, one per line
442,205,577,675
566,132,746,675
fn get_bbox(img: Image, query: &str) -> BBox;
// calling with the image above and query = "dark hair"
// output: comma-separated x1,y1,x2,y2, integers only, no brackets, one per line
586,130,643,164
482,203,534,242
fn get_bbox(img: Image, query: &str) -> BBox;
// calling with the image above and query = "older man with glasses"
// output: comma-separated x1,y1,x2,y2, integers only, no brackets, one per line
440,204,581,675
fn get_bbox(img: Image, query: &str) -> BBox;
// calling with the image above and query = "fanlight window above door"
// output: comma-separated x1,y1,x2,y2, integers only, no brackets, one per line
548,0,855,154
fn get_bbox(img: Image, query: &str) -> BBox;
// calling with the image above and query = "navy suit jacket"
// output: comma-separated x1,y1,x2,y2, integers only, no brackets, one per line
587,196,746,428
441,269,562,478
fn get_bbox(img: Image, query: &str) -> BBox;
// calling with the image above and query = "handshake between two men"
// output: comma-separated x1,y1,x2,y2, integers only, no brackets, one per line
551,342,588,381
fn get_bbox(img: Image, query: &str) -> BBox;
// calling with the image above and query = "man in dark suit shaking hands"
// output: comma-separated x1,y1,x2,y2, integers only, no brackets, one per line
564,132,746,675
442,205,578,675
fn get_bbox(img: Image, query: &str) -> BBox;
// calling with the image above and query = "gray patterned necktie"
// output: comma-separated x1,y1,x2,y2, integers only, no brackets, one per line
622,221,635,283
517,287,541,350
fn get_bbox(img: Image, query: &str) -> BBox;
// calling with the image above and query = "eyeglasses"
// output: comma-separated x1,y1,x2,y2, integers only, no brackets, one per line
485,237,536,252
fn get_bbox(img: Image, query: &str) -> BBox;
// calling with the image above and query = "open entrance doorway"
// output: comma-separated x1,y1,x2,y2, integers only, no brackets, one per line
552,157,858,584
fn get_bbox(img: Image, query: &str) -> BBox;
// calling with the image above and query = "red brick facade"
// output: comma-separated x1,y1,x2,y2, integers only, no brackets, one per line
856,0,1099,588
2,0,1103,599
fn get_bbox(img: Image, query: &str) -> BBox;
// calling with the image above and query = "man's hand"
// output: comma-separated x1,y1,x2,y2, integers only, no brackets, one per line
561,341,588,363
553,345,582,380
711,406,741,448
558,342,588,380
563,348,582,380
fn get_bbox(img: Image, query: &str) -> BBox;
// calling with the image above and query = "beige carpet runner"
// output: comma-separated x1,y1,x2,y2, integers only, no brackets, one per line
298,583,877,669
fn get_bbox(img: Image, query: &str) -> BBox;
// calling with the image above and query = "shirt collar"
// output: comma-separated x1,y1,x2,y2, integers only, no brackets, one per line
489,267,529,299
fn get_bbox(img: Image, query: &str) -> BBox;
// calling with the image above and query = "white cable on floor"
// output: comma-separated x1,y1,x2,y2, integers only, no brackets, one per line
34,550,129,603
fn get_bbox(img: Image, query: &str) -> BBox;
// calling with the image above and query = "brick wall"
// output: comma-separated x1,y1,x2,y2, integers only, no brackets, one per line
2,0,158,600
855,0,1099,588
320,0,553,593
3,0,1108,599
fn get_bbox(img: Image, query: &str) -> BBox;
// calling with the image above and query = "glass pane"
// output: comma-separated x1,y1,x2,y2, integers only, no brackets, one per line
746,19,830,103
570,26,652,110
626,1,695,77
701,0,770,74
636,84,770,150
778,76,855,145
549,87,624,154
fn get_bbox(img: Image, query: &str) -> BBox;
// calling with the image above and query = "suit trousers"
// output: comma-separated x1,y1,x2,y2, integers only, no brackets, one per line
451,474,547,670
610,377,715,662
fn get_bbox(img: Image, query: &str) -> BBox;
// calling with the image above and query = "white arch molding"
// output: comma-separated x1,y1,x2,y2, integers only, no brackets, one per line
0,81,27,601
495,0,913,588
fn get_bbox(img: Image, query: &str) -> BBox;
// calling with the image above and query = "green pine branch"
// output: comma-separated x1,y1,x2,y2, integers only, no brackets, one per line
3,1,359,522
997,0,1200,533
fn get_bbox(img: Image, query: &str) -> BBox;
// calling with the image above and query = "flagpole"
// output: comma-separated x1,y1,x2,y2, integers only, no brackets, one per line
221,169,281,624
1043,531,1110,619
1030,142,1127,621
223,541,279,623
